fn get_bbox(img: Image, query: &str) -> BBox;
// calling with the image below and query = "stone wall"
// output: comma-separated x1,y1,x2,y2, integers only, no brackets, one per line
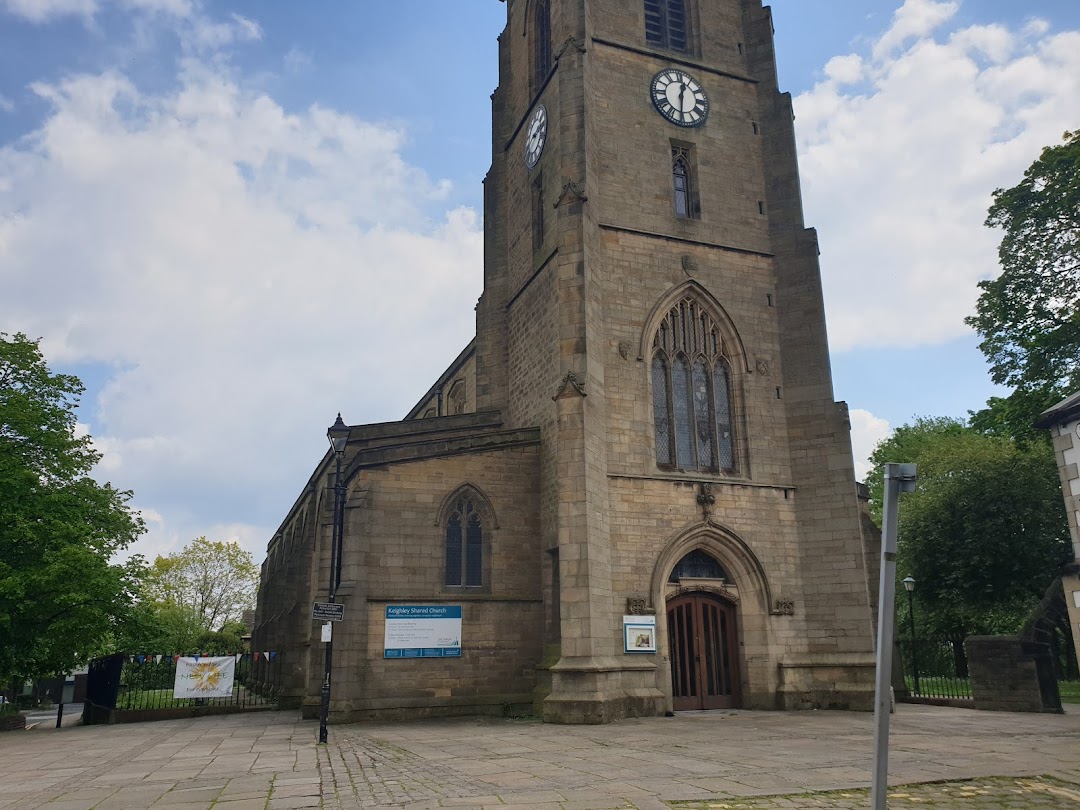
966,636,1062,713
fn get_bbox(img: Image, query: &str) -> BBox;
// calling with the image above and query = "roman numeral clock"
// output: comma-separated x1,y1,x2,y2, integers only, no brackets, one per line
651,69,709,127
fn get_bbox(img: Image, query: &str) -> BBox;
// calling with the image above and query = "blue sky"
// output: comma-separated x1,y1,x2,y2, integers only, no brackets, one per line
2,0,1079,562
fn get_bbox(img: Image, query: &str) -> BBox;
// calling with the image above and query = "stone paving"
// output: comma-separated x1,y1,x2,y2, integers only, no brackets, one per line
0,705,1077,809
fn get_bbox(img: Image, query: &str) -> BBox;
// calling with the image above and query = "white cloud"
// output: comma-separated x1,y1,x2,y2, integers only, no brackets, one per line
2,0,96,22
795,0,1080,352
872,0,959,60
0,19,481,563
0,95,15,113
849,409,892,482
2,0,191,22
284,47,312,74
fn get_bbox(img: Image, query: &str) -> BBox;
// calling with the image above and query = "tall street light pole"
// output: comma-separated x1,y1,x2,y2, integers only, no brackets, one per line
902,576,920,698
871,462,917,810
319,413,349,745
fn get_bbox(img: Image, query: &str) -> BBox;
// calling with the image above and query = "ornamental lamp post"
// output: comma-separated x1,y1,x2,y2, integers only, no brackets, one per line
902,576,920,698
319,413,349,745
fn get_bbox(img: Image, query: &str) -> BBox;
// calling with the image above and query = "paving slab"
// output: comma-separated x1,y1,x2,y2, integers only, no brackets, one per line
0,705,1078,808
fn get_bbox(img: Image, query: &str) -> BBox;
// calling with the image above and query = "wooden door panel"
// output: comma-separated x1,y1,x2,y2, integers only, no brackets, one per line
668,593,739,710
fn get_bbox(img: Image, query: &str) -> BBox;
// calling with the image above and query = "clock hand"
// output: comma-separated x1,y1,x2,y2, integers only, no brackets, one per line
679,82,686,112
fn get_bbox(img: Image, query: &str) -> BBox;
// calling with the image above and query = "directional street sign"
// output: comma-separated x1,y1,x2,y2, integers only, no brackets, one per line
312,602,345,622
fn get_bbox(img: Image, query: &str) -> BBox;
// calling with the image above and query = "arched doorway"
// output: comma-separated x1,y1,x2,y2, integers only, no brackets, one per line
667,592,740,710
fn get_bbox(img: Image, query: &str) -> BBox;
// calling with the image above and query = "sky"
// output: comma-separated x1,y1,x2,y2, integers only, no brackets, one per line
2,0,1079,565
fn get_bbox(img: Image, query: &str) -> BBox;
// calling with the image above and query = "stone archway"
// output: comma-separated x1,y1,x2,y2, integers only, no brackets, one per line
650,522,776,711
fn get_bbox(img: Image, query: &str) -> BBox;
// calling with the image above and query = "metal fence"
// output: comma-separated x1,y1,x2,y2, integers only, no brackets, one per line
87,652,283,712
897,637,972,700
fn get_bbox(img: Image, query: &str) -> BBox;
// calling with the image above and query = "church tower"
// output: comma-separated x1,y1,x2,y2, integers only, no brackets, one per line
253,0,879,726
475,0,877,721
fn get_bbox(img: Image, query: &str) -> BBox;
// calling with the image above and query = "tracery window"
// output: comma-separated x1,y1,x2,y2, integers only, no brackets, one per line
645,0,689,53
668,549,729,583
534,0,553,91
652,297,737,472
445,494,484,587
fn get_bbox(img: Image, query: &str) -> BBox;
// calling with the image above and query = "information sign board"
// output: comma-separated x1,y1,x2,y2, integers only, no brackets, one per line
623,614,657,653
312,602,345,622
384,605,462,658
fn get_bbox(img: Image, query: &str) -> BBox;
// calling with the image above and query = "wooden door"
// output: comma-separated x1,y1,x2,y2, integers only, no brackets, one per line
667,593,740,710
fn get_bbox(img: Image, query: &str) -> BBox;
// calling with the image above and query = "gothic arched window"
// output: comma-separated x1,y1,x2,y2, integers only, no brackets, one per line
444,493,486,588
534,0,553,91
652,297,737,472
448,379,466,414
645,0,689,53
671,145,698,219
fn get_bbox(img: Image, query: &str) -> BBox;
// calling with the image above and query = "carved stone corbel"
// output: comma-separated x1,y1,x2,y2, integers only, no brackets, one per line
553,179,588,208
552,371,587,401
556,36,587,60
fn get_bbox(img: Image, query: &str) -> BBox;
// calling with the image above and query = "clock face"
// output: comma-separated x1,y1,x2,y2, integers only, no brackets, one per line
525,105,548,169
651,69,709,128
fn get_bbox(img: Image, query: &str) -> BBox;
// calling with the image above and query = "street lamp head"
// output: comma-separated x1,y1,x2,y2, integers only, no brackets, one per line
902,576,916,592
327,413,349,455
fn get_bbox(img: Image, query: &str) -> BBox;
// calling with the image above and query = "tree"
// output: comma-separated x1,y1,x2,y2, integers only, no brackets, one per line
966,130,1080,438
868,418,1071,671
143,537,258,632
0,333,145,683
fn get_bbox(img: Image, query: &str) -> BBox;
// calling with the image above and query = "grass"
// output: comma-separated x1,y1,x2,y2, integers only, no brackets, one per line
1060,680,1080,704
904,675,973,699
115,684,274,711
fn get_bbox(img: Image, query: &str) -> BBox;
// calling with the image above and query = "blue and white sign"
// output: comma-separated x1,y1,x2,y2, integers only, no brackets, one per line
384,605,462,658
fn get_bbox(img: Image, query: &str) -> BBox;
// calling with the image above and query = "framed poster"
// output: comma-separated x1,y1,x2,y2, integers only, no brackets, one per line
623,614,657,654
384,605,462,658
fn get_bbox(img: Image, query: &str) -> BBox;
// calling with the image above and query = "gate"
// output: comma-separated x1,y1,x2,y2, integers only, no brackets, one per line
667,592,739,710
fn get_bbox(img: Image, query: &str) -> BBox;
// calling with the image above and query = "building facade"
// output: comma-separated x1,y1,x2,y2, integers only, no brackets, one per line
253,0,880,724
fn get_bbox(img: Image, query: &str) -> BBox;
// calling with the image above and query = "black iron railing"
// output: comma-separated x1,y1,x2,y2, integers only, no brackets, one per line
898,637,972,700
88,653,282,711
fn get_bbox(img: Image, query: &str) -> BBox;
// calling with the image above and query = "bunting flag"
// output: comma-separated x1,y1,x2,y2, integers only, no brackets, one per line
268,651,277,661
154,655,163,664
253,652,260,661
234,653,242,663
173,654,181,663
263,651,270,660
137,655,145,663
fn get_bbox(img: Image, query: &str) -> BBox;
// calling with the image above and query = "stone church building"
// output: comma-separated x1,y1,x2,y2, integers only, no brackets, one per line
253,0,880,723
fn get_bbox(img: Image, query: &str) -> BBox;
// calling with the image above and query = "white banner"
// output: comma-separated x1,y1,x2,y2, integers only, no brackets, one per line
173,656,236,698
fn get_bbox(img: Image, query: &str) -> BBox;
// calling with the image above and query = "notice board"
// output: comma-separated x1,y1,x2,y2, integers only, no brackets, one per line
383,605,462,658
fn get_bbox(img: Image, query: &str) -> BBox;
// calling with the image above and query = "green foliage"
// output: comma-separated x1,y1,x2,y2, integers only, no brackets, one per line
966,130,1080,435
865,416,969,524
143,536,257,632
869,417,1071,640
0,333,144,683
113,601,204,654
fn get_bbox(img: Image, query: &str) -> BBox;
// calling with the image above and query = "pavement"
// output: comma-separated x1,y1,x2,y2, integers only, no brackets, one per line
0,704,1078,809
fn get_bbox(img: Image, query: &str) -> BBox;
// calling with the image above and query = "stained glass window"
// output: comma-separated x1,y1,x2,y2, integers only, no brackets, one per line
652,356,672,466
445,497,484,588
651,297,738,473
673,355,694,468
668,549,729,583
445,512,462,586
